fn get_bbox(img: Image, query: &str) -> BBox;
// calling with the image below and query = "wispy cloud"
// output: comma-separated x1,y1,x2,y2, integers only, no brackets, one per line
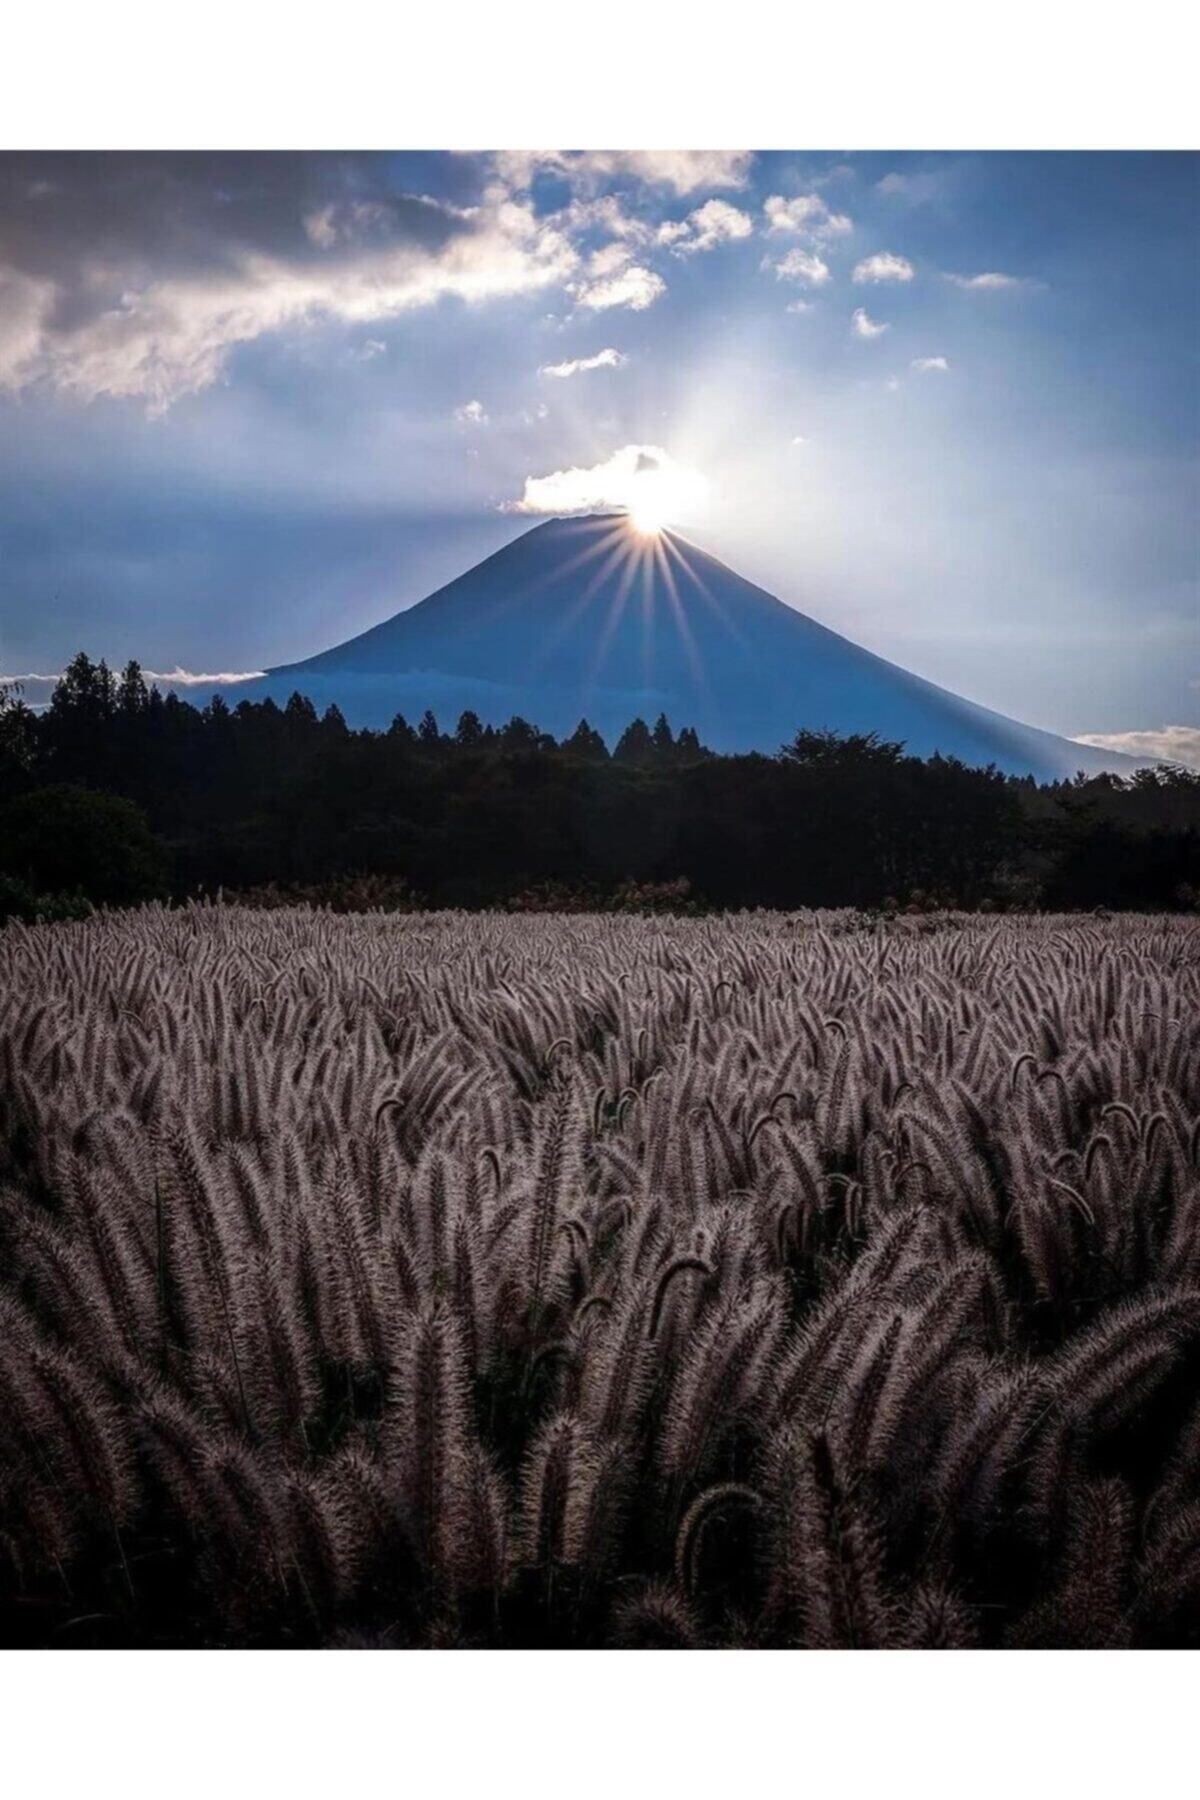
454,399,488,424
945,271,1029,291
852,307,889,339
146,666,267,687
495,150,754,196
912,355,950,372
2,667,265,700
853,252,914,284
1073,726,1200,769
875,170,948,206
539,347,626,379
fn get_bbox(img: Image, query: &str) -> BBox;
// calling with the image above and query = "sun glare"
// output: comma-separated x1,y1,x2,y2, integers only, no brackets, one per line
625,459,707,535
629,485,670,535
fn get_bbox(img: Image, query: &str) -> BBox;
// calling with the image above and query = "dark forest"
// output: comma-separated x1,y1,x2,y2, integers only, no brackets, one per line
2,655,1198,921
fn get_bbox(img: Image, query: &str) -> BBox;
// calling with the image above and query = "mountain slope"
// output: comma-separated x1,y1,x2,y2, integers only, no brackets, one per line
265,513,1139,780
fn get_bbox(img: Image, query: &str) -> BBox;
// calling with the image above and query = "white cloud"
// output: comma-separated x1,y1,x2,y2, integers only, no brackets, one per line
586,242,634,279
671,198,754,255
784,299,813,314
0,190,579,413
503,443,705,517
875,170,947,206
561,194,654,245
496,150,754,196
912,355,950,372
853,252,915,284
852,307,889,339
147,667,267,687
539,347,626,378
454,399,487,424
945,271,1027,291
2,667,265,698
0,268,56,390
570,261,666,312
770,249,831,287
354,338,387,361
763,194,852,241
1073,727,1200,770
790,435,808,446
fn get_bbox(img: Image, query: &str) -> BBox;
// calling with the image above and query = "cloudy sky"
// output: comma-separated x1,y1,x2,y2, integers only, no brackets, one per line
1,149,1196,758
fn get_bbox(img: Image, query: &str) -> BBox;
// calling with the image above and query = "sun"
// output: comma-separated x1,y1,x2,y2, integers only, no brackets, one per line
624,459,707,535
628,482,671,536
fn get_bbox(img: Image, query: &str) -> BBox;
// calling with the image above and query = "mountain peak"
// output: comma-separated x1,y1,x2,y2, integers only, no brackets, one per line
265,518,1141,779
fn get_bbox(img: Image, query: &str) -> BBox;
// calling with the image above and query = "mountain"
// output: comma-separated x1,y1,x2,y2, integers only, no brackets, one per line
261,513,1139,780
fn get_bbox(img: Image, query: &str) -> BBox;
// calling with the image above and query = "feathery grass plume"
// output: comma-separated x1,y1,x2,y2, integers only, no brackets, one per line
515,1411,601,1580
758,1425,897,1648
674,1482,761,1599
455,1440,509,1604
611,1579,702,1648
323,1160,391,1372
577,1284,657,1442
0,1299,125,1572
863,1253,1003,1473
242,1248,319,1450
1026,1288,1200,1540
929,1362,1044,1540
829,1312,906,1469
2,904,1199,1645
1008,1477,1135,1648
63,1154,151,1362
525,1081,576,1328
1131,1502,1200,1644
284,1469,356,1626
225,1143,276,1251
902,1584,980,1648
648,1256,713,1341
201,1439,291,1615
660,1287,785,1490
770,1206,932,1425
386,1302,477,1609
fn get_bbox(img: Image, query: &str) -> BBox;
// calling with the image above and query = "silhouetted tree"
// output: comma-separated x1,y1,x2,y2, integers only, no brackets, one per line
0,785,168,905
782,727,904,766
614,718,654,764
501,716,540,752
562,719,609,761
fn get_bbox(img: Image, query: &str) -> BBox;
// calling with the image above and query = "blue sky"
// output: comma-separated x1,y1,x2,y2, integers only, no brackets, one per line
0,150,1196,759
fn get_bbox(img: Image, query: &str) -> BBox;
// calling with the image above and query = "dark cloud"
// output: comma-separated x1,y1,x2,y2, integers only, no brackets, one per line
0,152,457,289
0,152,577,408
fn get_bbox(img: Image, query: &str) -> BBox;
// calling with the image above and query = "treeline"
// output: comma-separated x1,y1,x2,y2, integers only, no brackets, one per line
1,653,1198,916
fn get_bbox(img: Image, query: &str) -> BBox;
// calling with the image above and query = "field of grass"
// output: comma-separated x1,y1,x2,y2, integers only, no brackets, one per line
1,904,1198,1647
